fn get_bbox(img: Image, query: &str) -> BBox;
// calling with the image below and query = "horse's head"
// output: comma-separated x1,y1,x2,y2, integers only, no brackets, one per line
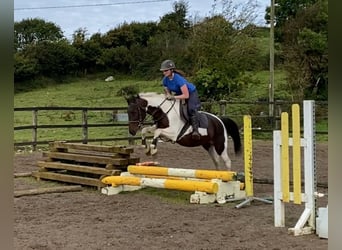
125,94,148,135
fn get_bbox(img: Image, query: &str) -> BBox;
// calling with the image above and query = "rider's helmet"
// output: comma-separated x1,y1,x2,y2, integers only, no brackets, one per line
160,59,176,71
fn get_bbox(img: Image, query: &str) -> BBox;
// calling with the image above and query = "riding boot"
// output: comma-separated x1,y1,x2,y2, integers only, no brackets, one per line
190,115,200,140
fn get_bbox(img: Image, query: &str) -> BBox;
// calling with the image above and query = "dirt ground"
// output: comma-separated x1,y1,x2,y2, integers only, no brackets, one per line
14,140,328,250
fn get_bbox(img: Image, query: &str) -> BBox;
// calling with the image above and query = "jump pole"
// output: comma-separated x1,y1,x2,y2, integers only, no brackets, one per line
127,165,237,182
101,175,219,193
273,100,316,236
235,115,273,209
124,169,245,190
101,165,246,204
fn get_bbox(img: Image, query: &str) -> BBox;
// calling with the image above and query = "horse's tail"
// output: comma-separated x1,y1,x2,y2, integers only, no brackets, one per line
219,116,242,155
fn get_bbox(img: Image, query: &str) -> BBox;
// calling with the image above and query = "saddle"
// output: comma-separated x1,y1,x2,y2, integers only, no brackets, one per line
177,100,208,140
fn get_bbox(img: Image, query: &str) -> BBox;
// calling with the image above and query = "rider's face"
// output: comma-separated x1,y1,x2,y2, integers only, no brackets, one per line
162,69,172,78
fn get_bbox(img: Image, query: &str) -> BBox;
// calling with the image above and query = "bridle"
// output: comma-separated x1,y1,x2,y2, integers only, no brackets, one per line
128,97,176,129
128,102,147,129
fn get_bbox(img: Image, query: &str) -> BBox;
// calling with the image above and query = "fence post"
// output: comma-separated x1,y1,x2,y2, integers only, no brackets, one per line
275,103,282,130
32,109,38,151
82,109,88,144
218,100,227,116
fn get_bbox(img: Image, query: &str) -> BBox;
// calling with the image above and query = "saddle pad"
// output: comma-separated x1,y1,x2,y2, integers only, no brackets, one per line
198,127,208,136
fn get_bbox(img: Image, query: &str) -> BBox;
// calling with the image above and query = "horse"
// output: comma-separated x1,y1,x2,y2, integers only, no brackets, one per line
125,92,241,171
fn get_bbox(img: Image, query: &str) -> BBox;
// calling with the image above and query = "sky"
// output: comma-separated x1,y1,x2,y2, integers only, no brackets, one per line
14,0,269,40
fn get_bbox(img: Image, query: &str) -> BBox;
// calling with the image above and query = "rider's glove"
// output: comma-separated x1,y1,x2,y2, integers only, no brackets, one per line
166,94,175,100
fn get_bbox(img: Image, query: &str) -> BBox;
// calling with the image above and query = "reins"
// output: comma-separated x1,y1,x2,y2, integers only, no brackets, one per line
148,98,176,123
129,97,176,128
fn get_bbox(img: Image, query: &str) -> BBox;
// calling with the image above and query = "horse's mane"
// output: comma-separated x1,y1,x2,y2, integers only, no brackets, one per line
138,92,178,107
139,92,164,98
139,92,162,96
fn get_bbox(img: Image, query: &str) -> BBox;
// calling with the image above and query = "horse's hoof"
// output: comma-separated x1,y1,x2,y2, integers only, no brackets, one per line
150,145,158,155
150,148,158,155
145,145,151,155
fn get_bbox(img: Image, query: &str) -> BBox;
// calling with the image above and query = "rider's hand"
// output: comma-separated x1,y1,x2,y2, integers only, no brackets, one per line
166,94,175,100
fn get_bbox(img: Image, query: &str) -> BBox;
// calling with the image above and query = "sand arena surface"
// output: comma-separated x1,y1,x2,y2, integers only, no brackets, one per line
14,141,328,250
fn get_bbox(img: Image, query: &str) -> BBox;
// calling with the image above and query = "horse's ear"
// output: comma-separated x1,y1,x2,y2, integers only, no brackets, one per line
124,95,130,102
124,94,133,103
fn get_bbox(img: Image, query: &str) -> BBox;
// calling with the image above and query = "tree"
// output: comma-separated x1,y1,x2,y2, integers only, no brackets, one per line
158,0,190,38
100,46,132,74
72,28,103,75
188,15,261,100
280,0,328,100
153,0,191,66
102,21,158,49
14,53,38,83
99,21,158,75
263,0,328,100
264,0,317,42
23,39,79,78
14,18,64,51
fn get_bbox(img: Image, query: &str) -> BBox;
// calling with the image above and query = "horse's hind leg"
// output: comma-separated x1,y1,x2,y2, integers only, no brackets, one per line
207,146,221,170
220,150,232,171
205,145,232,171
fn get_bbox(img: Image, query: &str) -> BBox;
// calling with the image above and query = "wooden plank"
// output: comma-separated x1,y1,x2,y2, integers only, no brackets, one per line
66,148,121,158
49,141,67,152
128,157,140,165
32,171,106,187
46,147,136,159
14,185,83,197
50,141,134,154
37,161,121,176
14,172,32,178
45,152,129,166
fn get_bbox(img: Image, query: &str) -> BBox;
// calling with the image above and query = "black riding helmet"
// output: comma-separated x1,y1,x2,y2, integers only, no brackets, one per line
160,59,176,71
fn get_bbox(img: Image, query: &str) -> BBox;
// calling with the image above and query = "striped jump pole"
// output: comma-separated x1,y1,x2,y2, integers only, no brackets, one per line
127,165,237,182
101,175,219,194
235,115,273,209
273,100,316,236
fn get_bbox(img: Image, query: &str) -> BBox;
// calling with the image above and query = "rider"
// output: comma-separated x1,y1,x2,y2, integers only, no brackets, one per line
160,59,201,140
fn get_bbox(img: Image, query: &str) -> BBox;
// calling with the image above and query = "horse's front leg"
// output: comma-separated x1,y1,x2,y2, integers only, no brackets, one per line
141,125,156,155
149,129,162,155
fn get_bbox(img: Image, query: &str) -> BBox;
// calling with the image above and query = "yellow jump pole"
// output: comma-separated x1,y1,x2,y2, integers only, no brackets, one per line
102,176,219,194
127,165,237,182
281,112,290,202
292,104,302,204
136,174,245,190
243,115,253,197
235,115,273,208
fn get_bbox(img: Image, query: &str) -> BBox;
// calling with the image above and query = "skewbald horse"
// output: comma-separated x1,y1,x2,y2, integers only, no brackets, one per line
126,92,241,170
